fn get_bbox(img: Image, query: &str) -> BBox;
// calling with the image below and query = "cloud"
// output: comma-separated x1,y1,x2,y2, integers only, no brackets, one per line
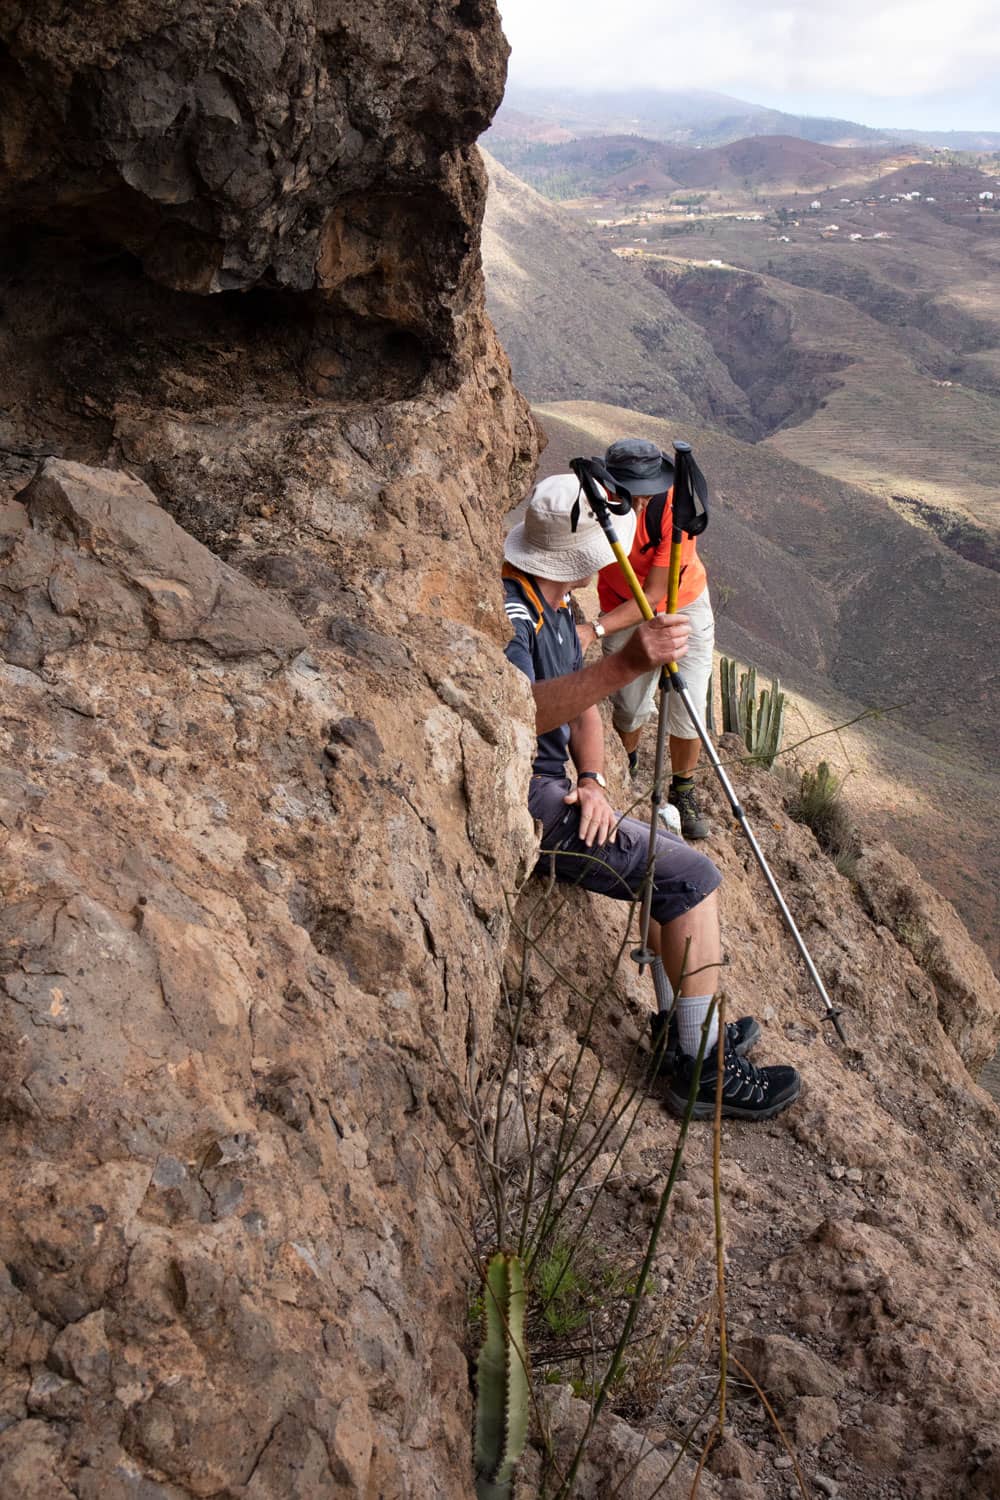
497,0,1000,101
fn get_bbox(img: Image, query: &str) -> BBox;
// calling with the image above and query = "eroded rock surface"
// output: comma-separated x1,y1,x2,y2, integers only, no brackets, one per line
0,438,537,1496
0,0,520,504
1,0,505,304
2,458,308,665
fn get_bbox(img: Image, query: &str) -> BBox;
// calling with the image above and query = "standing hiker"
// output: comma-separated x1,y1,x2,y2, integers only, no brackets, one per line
575,438,715,840
503,472,800,1120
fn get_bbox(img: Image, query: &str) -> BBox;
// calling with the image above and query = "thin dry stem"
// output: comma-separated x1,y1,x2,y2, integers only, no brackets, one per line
729,1354,812,1499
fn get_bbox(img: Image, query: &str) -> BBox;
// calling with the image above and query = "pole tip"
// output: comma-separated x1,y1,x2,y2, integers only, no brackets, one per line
823,1008,849,1046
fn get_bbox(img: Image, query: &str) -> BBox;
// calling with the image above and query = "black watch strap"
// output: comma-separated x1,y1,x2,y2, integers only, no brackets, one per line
578,770,607,790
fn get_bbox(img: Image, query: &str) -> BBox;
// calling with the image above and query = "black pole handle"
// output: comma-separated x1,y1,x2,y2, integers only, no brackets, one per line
670,440,709,538
569,456,633,529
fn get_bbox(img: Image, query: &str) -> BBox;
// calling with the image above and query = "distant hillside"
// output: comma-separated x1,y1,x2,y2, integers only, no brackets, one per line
480,152,753,433
489,86,1000,152
490,88,892,148
487,132,896,199
490,106,573,145
621,189,1000,559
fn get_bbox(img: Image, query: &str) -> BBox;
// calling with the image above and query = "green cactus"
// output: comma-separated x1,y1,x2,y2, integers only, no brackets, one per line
739,663,758,744
748,676,786,767
720,655,741,733
719,657,786,768
475,1253,529,1500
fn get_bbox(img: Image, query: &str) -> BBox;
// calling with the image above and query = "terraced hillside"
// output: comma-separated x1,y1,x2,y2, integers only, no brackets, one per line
602,165,1000,567
481,153,753,434
486,131,903,200
664,263,1000,564
529,399,999,964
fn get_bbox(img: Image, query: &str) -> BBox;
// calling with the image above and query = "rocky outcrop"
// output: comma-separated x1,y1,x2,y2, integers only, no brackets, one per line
0,1,522,513
1,0,504,305
0,3,545,1496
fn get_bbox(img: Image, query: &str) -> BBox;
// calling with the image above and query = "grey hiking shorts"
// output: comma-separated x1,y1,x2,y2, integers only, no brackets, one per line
529,775,721,925
602,588,714,738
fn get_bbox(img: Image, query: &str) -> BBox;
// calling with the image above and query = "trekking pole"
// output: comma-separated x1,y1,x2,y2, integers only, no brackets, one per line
570,451,848,1046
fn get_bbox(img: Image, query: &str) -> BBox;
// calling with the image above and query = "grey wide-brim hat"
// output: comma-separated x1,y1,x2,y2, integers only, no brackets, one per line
504,473,637,582
604,437,674,497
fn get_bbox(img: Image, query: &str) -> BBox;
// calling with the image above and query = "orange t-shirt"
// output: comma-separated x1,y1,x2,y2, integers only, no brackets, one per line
597,489,707,614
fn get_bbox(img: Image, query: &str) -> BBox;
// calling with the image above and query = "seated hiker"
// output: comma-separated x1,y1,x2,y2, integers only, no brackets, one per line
503,472,800,1121
575,438,715,841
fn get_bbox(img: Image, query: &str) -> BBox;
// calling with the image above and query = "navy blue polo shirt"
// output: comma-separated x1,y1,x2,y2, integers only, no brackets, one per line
503,567,583,777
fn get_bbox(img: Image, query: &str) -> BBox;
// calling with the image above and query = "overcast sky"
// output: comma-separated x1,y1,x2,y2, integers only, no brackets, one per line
496,0,1000,131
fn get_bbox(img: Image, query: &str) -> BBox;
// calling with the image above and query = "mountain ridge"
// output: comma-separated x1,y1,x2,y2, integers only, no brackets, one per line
492,85,1000,151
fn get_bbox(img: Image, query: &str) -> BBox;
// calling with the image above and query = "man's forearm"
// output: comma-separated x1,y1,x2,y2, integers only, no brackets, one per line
531,653,636,735
599,597,645,634
600,566,670,636
568,704,605,776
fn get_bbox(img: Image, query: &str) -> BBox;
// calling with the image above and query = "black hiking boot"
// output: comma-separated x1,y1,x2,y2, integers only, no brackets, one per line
668,777,710,839
649,1009,761,1077
627,748,640,780
664,1036,801,1121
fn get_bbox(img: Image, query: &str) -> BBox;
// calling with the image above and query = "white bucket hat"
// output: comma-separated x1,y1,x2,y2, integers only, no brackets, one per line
503,474,637,582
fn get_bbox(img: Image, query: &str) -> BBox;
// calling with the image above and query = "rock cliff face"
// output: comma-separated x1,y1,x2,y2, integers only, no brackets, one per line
0,453,539,1498
0,4,541,1496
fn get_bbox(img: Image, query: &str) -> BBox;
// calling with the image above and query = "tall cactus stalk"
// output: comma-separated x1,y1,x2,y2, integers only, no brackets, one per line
475,1253,529,1500
739,663,757,745
720,656,741,733
750,677,786,767
719,658,786,768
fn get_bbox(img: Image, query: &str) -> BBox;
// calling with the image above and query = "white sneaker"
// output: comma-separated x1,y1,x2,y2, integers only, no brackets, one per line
658,802,683,836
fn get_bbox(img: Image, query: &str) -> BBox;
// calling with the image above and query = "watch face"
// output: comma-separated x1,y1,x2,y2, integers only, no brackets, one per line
582,771,607,789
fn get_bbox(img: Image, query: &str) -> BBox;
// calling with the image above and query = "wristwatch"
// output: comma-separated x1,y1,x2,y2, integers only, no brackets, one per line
578,770,607,790
592,619,606,639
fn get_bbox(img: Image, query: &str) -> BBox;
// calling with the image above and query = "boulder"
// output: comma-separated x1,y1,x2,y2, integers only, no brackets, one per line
2,459,308,665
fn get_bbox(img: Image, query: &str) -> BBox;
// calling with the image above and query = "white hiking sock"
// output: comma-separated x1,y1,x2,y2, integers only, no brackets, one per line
676,994,719,1059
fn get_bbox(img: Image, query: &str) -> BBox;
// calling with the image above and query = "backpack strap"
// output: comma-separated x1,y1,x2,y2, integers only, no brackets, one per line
639,493,669,554
502,563,545,635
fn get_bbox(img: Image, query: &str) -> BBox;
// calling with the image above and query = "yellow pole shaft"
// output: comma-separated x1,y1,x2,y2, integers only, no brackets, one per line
666,534,683,614
608,534,684,678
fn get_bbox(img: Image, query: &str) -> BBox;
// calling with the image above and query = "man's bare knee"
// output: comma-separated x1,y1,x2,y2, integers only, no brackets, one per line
660,889,721,993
